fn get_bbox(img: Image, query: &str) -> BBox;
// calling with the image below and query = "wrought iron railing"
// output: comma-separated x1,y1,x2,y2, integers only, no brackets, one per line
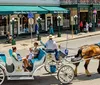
60,0,77,5
60,0,100,5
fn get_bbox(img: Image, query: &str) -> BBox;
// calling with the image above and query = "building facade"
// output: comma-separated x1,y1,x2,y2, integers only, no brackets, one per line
0,0,69,37
60,0,100,32
0,0,100,37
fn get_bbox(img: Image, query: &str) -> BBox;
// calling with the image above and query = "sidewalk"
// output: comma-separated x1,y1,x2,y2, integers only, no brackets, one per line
0,31,100,52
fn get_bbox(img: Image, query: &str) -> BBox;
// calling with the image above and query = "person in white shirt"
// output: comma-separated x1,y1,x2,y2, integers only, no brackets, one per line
85,22,89,32
40,35,59,60
89,22,92,32
26,48,34,61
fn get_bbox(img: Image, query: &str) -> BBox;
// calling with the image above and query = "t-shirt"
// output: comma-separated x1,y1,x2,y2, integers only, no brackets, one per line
45,40,58,50
28,52,34,60
12,52,22,61
32,47,39,58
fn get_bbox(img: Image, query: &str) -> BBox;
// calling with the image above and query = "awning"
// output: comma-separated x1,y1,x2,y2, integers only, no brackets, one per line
41,6,69,13
93,5,100,10
0,6,48,14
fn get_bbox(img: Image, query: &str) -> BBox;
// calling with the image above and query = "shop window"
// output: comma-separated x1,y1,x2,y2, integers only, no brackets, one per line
63,14,70,28
0,15,7,36
39,14,45,31
53,14,58,30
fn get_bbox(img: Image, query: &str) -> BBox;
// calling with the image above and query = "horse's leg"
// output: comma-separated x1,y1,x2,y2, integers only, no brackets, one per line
97,59,100,74
74,63,80,77
84,59,91,76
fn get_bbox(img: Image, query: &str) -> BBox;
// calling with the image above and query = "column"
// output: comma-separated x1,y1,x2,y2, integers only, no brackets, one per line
18,17,20,34
77,6,80,33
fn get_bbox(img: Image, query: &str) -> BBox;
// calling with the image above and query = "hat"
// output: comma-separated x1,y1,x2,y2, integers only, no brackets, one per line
48,35,54,39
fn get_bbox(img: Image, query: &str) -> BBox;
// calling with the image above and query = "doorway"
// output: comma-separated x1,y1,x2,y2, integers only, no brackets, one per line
80,12,88,25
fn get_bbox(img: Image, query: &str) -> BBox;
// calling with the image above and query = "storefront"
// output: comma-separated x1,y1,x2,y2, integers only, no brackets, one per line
0,0,69,37
0,0,55,36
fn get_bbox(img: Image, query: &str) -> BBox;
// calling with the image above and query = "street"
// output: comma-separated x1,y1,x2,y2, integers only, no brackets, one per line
2,34,100,85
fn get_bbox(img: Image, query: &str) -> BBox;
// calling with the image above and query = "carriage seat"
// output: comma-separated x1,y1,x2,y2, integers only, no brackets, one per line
8,49,23,72
0,53,6,63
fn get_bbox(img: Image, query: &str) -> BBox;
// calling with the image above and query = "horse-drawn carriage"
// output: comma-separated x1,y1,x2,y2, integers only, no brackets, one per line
0,47,75,85
0,45,76,85
1,43,100,85
0,48,47,85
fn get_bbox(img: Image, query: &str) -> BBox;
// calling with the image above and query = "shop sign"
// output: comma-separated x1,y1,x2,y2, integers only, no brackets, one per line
54,11,68,13
14,11,37,14
28,18,34,25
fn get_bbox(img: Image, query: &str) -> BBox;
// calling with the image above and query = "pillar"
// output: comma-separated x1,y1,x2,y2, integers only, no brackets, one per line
77,6,80,33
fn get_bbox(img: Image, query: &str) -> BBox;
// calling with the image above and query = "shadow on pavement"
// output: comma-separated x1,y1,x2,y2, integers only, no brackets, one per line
76,73,100,81
3,75,61,85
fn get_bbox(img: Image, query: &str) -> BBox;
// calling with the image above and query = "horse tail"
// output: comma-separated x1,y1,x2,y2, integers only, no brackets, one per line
75,49,82,58
97,59,100,74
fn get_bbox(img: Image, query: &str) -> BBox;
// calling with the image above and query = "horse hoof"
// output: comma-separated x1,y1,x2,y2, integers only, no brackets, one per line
74,74,77,77
97,69,100,74
87,75,91,77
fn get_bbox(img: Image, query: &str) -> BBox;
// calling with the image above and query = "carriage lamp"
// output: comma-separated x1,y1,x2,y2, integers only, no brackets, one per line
74,15,78,34
93,9,97,32
36,16,42,41
57,15,61,37
10,18,17,45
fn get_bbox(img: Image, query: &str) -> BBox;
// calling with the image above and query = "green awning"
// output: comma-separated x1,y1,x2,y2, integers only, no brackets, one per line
41,6,69,13
0,6,48,14
93,5,100,10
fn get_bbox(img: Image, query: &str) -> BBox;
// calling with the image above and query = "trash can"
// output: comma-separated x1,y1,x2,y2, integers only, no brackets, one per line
50,65,56,73
12,39,16,45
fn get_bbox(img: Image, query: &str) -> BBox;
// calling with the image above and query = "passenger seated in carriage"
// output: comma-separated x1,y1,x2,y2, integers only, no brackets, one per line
12,47,30,71
26,42,39,66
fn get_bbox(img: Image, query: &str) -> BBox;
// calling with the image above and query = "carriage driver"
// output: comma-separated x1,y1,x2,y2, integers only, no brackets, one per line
40,35,59,61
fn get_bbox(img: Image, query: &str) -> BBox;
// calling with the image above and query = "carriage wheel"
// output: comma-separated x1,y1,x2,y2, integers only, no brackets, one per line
0,68,5,85
57,65,74,84
44,60,57,73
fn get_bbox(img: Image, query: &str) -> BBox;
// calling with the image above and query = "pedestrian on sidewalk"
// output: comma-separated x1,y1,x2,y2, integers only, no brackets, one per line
89,22,92,32
35,22,39,36
6,32,12,43
49,23,54,35
98,19,100,27
84,22,89,33
80,21,83,32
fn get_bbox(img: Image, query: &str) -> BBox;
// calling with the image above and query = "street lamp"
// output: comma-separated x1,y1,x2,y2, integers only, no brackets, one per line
57,15,61,37
36,16,42,41
93,9,97,32
10,18,17,45
74,15,78,34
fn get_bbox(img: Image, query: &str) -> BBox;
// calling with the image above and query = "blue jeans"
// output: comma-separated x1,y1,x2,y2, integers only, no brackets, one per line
54,49,59,61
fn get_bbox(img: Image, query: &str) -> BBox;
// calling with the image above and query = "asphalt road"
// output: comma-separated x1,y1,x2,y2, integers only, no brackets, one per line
3,34,100,85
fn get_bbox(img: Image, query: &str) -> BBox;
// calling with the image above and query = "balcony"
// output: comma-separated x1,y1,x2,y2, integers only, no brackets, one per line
92,0,100,4
60,0,100,5
79,0,90,4
60,0,77,5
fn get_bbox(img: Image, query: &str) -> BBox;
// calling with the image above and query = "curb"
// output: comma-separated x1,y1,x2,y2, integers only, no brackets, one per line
1,32,100,48
56,32,100,43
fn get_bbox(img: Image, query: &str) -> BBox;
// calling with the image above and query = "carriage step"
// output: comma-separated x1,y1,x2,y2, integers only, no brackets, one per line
7,76,34,80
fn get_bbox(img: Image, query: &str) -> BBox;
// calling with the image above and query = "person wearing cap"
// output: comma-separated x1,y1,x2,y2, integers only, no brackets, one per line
40,35,59,61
